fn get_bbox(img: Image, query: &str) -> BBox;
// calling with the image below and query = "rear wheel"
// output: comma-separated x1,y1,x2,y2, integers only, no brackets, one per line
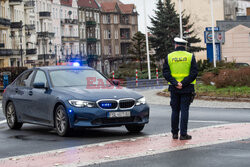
55,105,71,137
6,102,23,130
125,124,145,133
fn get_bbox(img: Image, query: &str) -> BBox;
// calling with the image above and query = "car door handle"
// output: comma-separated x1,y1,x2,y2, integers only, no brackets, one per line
28,91,33,96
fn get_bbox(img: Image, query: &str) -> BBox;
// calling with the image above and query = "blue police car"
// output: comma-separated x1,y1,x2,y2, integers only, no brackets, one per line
2,66,150,136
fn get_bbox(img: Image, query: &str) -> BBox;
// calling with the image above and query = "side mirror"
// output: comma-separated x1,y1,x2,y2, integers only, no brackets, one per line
112,79,120,86
33,82,46,89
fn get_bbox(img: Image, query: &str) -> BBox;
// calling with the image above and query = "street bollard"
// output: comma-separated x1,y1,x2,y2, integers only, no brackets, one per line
136,69,138,87
156,68,159,85
112,71,115,80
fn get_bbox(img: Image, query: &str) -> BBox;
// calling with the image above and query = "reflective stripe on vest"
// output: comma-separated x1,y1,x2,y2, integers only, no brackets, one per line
168,51,196,85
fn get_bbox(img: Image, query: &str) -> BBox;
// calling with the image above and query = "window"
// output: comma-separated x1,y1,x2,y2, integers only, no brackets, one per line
114,15,118,24
115,30,118,39
115,45,119,55
33,70,48,86
108,30,111,39
16,70,35,87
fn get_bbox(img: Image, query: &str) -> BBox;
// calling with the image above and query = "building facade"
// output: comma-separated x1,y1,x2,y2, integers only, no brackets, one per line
237,0,250,16
59,0,79,63
98,0,138,74
78,0,101,69
36,0,55,66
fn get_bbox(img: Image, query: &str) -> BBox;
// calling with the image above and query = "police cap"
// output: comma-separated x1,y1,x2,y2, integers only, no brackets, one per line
174,37,188,45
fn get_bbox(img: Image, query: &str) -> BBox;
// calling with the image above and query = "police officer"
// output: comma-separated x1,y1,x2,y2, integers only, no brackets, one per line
163,37,198,140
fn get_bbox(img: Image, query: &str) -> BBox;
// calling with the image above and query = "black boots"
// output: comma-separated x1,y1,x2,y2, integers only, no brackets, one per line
180,134,192,140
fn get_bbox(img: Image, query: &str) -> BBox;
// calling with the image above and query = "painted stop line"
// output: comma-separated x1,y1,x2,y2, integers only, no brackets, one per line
0,123,250,167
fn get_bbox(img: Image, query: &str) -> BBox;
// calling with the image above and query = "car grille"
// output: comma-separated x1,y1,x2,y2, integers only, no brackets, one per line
92,116,142,125
97,100,118,109
97,99,135,110
119,99,135,109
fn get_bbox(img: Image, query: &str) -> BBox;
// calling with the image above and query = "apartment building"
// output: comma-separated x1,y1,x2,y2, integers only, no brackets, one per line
78,0,101,69
59,0,79,63
36,0,55,66
0,0,36,67
98,0,138,74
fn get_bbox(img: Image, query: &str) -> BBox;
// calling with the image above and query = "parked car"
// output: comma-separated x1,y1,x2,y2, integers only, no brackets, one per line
2,66,149,136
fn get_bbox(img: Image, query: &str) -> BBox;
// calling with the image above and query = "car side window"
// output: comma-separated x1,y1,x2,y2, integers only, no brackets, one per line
33,70,48,87
16,70,35,87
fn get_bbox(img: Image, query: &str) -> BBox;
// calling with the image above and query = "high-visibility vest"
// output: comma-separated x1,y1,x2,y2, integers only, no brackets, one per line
168,51,196,85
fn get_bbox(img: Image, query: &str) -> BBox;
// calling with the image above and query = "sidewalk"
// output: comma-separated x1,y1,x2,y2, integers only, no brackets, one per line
134,88,250,109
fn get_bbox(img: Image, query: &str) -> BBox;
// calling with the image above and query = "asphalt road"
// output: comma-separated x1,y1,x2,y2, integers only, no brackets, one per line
0,100,250,161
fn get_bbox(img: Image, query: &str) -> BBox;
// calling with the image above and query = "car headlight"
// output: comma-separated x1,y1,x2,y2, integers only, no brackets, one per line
68,100,96,108
136,97,146,106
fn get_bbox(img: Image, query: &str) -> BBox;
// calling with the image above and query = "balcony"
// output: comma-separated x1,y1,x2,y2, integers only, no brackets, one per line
0,18,11,28
61,19,78,25
62,36,79,43
38,54,55,60
0,49,13,56
24,60,35,64
87,54,98,60
9,0,22,6
37,32,55,39
25,24,35,31
26,48,37,55
10,21,23,29
87,38,97,43
39,12,51,19
86,21,96,27
24,1,35,10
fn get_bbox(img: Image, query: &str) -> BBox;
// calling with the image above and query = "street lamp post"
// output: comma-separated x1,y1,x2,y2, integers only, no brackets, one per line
178,0,183,38
143,0,151,80
18,28,23,67
210,0,217,67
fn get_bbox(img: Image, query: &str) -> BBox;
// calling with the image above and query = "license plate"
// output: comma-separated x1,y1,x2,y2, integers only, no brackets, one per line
108,111,131,118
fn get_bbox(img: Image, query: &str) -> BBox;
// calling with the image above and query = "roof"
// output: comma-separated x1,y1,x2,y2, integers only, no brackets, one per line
37,66,93,71
101,2,117,12
118,4,134,14
60,0,72,7
78,0,99,9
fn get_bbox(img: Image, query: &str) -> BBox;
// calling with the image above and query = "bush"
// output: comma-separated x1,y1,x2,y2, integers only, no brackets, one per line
0,67,28,86
201,67,250,88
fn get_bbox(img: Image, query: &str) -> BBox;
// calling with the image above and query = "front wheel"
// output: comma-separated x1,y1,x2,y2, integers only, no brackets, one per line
55,105,71,137
125,124,145,133
6,102,23,130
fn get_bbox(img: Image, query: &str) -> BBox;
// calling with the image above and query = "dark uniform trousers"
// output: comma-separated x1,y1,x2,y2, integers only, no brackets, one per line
170,91,192,136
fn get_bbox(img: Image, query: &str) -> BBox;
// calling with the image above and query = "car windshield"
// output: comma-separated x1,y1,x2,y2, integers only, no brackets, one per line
49,69,111,87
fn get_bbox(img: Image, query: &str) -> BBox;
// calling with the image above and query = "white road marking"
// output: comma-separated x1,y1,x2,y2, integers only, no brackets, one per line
0,120,6,124
189,120,230,124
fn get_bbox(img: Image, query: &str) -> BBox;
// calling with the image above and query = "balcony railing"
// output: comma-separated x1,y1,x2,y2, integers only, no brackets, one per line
10,21,23,29
25,24,35,31
38,54,55,60
39,12,51,19
87,38,97,43
61,19,78,25
0,49,13,56
24,60,35,64
37,32,55,38
0,18,11,27
86,21,96,27
87,54,98,60
0,43,4,48
62,36,79,42
9,0,22,5
24,1,35,9
26,48,37,55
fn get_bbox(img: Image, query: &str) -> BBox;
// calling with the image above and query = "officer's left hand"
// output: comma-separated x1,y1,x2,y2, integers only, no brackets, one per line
176,82,182,89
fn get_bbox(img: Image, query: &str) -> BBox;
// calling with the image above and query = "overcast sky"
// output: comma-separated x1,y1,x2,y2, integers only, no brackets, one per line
120,0,158,33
